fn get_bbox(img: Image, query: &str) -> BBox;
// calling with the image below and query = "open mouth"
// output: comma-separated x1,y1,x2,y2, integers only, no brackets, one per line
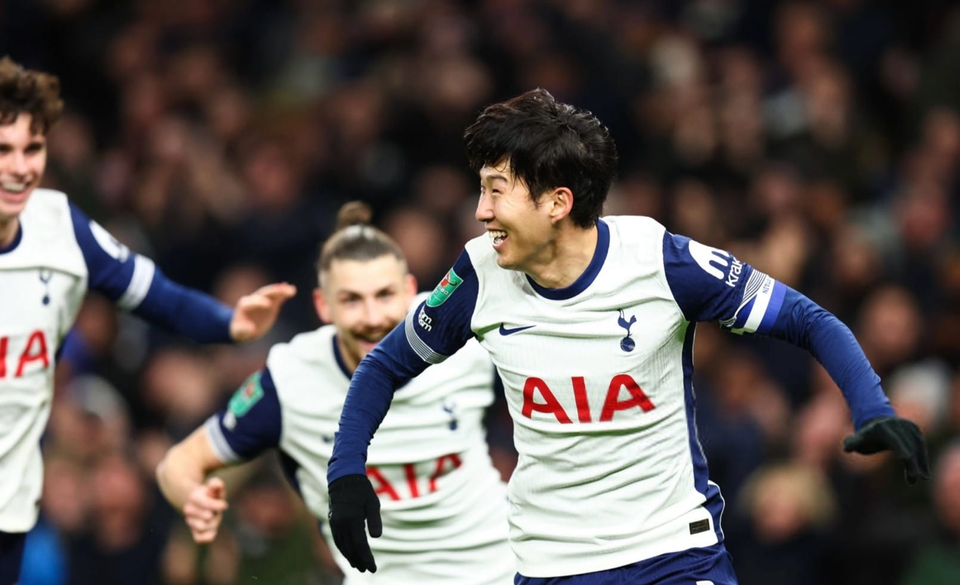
488,229,507,248
1,181,27,194
0,180,31,202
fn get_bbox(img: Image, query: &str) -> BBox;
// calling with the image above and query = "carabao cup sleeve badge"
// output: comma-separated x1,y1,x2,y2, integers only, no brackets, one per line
427,268,463,307
228,373,264,417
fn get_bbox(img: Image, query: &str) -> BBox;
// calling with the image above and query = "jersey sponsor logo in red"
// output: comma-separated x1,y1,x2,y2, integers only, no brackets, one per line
365,453,462,501
0,331,51,379
522,374,655,423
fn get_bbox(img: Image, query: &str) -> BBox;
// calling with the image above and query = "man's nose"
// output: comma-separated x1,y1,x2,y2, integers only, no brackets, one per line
475,194,493,223
361,299,389,327
8,151,29,176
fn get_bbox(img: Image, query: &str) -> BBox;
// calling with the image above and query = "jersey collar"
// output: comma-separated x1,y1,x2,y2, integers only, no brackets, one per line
331,335,353,381
0,222,23,255
526,219,609,300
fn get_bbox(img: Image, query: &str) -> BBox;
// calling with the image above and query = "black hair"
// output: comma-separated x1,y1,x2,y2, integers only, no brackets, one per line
463,88,618,228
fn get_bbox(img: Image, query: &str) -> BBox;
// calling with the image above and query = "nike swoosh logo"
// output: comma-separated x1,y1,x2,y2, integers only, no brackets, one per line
499,323,535,336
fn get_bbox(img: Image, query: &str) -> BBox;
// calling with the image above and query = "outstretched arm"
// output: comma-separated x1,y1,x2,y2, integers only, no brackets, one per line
69,203,294,343
767,288,930,484
662,231,929,484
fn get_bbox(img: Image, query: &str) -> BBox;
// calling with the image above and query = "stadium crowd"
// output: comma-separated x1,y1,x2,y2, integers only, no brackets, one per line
2,0,960,583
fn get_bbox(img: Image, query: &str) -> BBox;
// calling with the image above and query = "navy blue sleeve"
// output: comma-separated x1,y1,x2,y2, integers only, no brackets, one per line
204,368,282,462
663,232,786,334
327,251,480,482
403,250,479,360
134,270,234,343
766,288,895,429
70,204,234,343
662,231,894,430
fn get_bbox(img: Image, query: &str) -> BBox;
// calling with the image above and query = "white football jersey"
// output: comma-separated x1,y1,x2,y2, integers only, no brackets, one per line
402,216,787,577
0,189,160,532
205,298,514,584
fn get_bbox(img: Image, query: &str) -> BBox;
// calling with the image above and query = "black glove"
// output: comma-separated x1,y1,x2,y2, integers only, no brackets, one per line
328,474,382,573
843,416,930,485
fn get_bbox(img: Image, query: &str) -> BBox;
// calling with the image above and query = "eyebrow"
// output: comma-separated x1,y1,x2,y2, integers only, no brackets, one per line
0,138,45,146
337,284,395,297
481,172,509,183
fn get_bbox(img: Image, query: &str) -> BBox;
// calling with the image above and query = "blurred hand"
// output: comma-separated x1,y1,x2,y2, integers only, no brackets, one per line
229,283,296,342
183,477,228,543
328,474,381,573
843,416,930,485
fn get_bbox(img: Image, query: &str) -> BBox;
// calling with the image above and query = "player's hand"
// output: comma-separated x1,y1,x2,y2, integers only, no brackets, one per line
183,477,229,543
229,283,297,342
328,474,381,573
843,416,930,485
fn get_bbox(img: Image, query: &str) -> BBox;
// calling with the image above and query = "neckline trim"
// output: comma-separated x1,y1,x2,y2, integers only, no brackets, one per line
526,219,609,300
0,223,23,255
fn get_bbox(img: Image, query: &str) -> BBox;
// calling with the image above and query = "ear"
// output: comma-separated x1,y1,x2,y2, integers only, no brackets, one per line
314,288,331,323
404,273,418,298
547,187,574,224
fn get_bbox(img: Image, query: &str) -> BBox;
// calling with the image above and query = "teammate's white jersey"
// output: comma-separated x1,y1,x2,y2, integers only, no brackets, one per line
0,189,233,533
0,190,141,531
399,217,787,577
205,298,513,585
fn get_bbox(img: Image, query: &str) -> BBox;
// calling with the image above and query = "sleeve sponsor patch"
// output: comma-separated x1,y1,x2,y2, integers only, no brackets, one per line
228,372,264,417
426,267,463,307
89,220,131,262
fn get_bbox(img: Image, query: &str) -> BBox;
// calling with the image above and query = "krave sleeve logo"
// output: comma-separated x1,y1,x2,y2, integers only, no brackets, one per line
688,240,742,288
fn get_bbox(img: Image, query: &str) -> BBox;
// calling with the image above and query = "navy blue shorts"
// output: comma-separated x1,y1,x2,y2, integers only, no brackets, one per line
515,543,738,585
0,531,26,585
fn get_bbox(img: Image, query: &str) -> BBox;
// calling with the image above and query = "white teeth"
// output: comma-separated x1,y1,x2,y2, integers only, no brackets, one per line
1,181,26,193
488,230,507,245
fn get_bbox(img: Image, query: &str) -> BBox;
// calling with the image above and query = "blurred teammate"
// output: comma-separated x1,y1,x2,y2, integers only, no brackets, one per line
156,202,513,585
0,56,294,584
327,89,930,584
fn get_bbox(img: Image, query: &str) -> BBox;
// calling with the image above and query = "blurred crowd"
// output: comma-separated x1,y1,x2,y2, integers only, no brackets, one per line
3,0,960,583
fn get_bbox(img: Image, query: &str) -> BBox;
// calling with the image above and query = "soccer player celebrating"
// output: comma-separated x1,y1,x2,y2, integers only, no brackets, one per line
327,89,930,584
0,56,294,584
156,202,513,585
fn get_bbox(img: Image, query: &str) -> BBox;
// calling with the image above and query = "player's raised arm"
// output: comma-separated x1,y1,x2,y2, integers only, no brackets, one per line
157,368,283,542
662,231,929,484
326,250,479,573
68,203,294,343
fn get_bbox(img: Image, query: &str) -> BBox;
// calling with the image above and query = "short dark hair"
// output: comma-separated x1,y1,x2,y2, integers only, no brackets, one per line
317,201,406,286
463,89,618,228
0,57,63,134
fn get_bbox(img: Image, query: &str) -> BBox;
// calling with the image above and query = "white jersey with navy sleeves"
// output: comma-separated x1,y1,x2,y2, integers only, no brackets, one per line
0,189,162,531
205,303,513,585
401,216,787,577
0,189,234,533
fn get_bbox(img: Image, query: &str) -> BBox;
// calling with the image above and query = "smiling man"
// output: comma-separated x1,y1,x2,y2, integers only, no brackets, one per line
0,56,294,584
156,202,512,585
326,89,930,585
